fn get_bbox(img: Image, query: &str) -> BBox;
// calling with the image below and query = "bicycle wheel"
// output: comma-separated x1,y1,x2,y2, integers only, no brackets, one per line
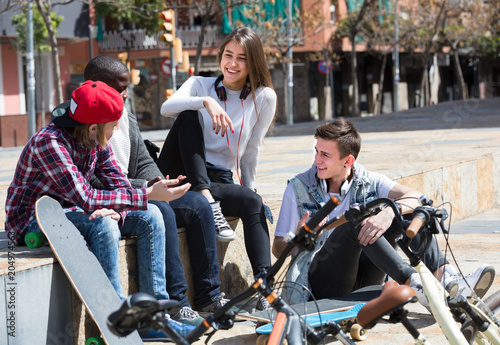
461,290,500,344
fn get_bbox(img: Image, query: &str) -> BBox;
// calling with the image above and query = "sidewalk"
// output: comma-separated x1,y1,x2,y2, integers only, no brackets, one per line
1,98,500,344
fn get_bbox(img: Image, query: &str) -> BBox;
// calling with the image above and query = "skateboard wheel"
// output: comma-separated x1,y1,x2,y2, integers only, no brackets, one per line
350,323,368,341
256,335,269,345
86,336,105,345
256,335,288,345
25,232,46,248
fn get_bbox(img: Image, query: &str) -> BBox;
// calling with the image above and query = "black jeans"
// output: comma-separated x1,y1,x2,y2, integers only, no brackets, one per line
308,218,447,299
158,110,271,276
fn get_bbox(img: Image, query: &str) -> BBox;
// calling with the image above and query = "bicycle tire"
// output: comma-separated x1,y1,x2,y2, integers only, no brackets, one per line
461,290,500,344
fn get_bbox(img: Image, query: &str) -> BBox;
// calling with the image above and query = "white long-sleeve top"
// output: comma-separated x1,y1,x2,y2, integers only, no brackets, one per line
160,76,277,189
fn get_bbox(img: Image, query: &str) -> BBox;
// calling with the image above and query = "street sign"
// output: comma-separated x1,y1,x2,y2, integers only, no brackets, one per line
161,58,171,76
150,70,158,84
317,60,332,74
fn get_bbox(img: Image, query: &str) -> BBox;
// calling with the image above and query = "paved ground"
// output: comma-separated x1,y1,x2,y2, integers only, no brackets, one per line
1,98,500,344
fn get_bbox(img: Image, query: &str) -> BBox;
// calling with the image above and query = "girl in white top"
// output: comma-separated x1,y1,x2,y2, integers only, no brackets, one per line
157,27,276,310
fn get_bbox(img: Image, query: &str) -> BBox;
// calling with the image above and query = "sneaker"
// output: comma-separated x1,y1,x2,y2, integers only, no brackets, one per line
440,269,459,297
199,292,231,313
211,201,236,242
139,314,196,342
171,306,204,327
256,295,271,311
409,272,429,308
445,264,495,298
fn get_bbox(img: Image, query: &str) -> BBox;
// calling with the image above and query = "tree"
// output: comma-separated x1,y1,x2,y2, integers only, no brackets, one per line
4,0,72,105
334,0,377,117
94,0,167,66
11,6,63,123
231,0,328,123
184,0,256,75
398,0,448,107
33,0,75,105
359,2,396,115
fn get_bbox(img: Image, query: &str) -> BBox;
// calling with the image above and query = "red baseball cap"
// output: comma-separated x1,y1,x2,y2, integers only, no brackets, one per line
52,80,123,127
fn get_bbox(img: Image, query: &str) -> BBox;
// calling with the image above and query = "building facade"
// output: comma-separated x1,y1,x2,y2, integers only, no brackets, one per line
0,0,498,147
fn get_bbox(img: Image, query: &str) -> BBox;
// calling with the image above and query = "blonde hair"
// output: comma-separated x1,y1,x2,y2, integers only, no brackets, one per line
72,124,109,150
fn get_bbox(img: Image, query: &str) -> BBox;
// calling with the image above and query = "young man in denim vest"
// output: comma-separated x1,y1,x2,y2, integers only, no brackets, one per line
273,119,495,307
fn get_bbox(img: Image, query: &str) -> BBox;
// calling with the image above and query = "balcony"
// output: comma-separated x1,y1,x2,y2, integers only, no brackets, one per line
97,25,225,53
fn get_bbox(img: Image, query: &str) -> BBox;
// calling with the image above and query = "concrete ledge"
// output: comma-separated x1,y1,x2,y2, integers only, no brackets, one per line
395,152,500,223
119,218,245,306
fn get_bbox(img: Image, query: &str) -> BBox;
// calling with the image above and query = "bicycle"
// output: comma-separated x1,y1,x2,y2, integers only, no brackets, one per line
107,195,361,345
323,196,500,345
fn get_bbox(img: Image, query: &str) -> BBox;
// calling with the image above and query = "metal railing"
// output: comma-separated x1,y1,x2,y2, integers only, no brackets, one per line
97,25,225,52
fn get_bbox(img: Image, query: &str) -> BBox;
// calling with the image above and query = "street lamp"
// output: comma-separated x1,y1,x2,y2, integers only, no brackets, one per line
393,0,400,112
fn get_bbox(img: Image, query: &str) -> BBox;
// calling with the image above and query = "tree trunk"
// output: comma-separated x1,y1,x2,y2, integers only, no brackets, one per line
36,0,63,104
373,52,388,115
419,58,429,107
193,22,208,76
193,2,214,76
350,35,359,117
452,46,468,100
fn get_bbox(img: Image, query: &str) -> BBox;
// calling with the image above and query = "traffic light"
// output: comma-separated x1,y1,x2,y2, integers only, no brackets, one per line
158,10,175,46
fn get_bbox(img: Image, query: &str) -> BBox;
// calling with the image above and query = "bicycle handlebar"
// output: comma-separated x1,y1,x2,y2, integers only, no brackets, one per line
107,292,182,337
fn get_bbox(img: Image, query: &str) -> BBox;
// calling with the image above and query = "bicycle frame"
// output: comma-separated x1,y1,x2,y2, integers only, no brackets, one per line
468,304,500,345
328,196,500,345
108,195,357,345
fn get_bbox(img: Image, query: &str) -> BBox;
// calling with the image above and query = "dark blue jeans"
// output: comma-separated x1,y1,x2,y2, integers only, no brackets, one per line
309,219,447,299
150,191,221,309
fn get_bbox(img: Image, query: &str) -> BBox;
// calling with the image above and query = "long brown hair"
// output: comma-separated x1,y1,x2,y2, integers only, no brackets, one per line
218,27,273,92
217,27,276,127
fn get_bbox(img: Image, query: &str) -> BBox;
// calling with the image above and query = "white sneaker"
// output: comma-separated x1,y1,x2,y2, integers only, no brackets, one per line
440,268,459,297
409,273,429,308
210,201,236,242
445,264,495,298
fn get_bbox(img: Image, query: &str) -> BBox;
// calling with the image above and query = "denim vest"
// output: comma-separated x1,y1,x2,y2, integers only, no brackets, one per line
282,162,382,304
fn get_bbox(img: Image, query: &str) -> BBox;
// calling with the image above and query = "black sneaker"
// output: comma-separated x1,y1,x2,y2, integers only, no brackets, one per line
256,295,271,311
199,292,230,313
210,201,236,242
198,293,241,315
171,306,204,327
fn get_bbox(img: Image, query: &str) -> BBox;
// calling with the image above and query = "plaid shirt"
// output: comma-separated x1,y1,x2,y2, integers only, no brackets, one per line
5,123,148,245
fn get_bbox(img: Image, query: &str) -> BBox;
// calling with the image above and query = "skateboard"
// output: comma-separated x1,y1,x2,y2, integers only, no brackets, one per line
237,285,382,323
35,196,143,345
255,303,365,332
240,285,381,343
255,303,366,339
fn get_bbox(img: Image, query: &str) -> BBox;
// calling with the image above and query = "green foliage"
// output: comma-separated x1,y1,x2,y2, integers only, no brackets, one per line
94,0,166,36
474,35,500,58
11,9,63,52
